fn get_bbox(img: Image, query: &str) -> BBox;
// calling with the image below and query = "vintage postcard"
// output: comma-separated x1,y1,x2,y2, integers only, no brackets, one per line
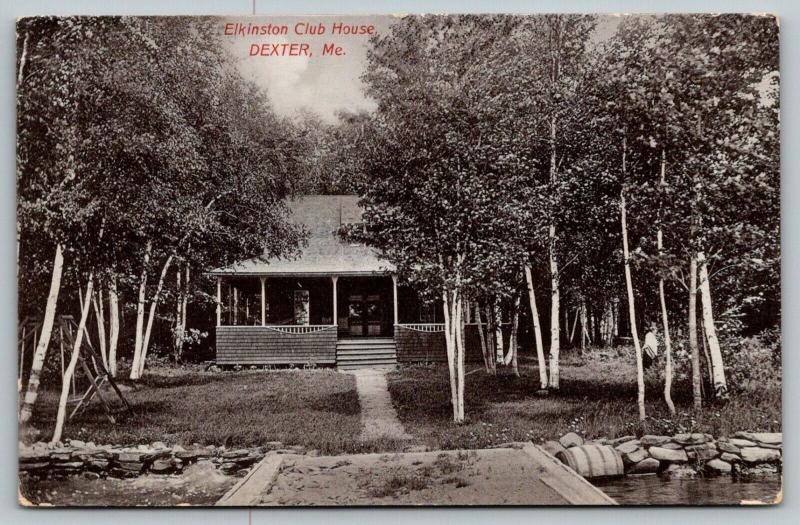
16,13,780,506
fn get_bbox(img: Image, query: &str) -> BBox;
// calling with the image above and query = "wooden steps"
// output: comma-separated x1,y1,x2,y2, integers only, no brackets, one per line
336,338,397,370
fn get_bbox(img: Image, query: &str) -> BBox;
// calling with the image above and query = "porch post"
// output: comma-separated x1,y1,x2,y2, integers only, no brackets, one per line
260,277,266,326
216,277,221,326
392,274,398,325
233,287,238,325
332,276,339,326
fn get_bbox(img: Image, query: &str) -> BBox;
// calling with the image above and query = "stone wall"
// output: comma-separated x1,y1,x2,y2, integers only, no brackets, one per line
19,439,311,480
545,431,782,479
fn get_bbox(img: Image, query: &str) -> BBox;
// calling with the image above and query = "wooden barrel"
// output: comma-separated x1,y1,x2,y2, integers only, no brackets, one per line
556,444,625,479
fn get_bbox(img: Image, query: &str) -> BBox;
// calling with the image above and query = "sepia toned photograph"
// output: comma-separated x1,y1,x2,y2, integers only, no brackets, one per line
16,13,780,506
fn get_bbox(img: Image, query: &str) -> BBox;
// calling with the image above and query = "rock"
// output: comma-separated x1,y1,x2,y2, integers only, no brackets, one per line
615,440,641,454
68,439,86,448
19,462,49,471
543,440,567,457
109,468,139,479
660,464,697,480
307,449,321,457
149,459,174,474
627,457,660,474
174,451,202,463
718,441,741,454
639,435,671,447
116,451,146,463
721,452,742,463
609,435,636,446
672,433,707,445
649,446,688,463
686,443,719,461
151,441,167,449
86,459,110,471
559,432,584,448
115,461,145,473
222,449,250,459
735,431,782,445
172,444,186,453
623,447,649,465
49,449,73,462
219,462,240,474
750,433,782,445
264,441,284,450
739,463,780,479
535,389,549,396
273,449,296,455
83,471,101,480
756,443,782,450
706,459,732,474
730,438,757,448
660,442,684,450
740,447,781,464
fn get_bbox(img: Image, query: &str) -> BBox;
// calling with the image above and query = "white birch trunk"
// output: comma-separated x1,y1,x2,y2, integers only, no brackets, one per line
507,296,520,376
621,185,646,421
131,241,152,378
108,278,119,377
524,264,548,389
697,252,728,397
454,297,465,422
493,302,504,363
474,303,494,375
137,254,174,378
19,244,64,424
442,291,459,419
689,255,702,409
548,229,560,389
52,276,94,443
92,289,107,369
657,151,676,414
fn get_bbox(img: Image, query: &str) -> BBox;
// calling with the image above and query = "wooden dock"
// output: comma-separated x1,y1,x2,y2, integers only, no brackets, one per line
217,444,616,506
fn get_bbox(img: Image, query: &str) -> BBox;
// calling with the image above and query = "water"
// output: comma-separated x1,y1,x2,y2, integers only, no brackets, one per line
594,475,781,506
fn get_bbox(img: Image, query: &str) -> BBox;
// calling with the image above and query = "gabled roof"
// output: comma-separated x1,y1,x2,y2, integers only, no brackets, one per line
209,195,395,276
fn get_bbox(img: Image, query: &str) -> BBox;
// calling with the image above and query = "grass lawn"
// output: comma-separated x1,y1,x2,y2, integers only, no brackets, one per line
28,367,369,455
387,349,781,450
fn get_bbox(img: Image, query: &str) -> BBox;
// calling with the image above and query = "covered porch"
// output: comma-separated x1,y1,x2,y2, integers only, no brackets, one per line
213,273,402,366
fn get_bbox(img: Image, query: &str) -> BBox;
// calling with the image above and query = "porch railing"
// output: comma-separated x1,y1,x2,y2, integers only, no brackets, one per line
396,323,446,332
223,324,337,335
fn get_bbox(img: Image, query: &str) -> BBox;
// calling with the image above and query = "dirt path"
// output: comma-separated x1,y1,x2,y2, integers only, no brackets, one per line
351,369,412,442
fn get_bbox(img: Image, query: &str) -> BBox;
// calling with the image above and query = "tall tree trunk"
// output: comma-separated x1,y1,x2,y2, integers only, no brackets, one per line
689,255,702,410
620,138,646,421
657,149,675,414
548,229,560,389
137,254,175,378
524,264,548,389
92,289,107,369
442,289,464,423
493,301,504,363
506,295,521,376
181,266,189,356
131,241,152,378
658,230,676,415
475,303,495,375
455,297,465,422
19,244,64,424
697,252,728,398
174,268,183,359
108,277,119,377
52,276,94,443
